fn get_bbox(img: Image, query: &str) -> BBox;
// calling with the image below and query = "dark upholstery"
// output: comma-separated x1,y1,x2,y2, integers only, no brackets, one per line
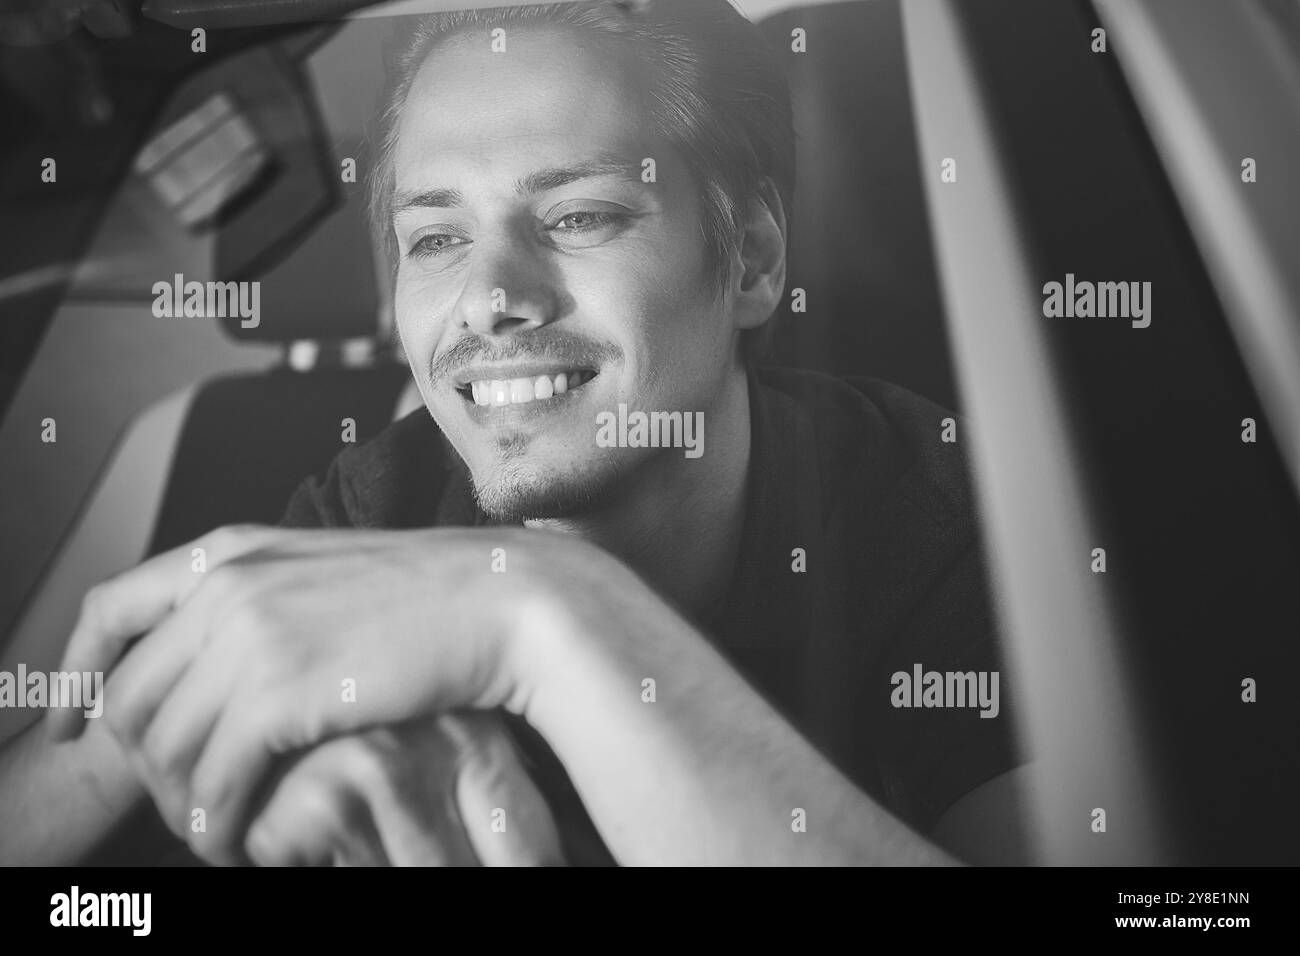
757,0,957,410
145,366,411,555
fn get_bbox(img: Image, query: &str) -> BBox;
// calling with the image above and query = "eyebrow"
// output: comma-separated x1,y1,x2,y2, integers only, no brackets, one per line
391,158,645,219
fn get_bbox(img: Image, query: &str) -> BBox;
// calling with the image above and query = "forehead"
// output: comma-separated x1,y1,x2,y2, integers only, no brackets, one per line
393,26,662,190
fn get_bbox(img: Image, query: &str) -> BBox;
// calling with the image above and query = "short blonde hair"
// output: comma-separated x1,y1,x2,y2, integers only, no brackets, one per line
369,0,795,359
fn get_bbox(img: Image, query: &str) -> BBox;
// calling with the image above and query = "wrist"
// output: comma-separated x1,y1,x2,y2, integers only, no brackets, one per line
492,538,595,724
494,534,627,733
499,586,570,719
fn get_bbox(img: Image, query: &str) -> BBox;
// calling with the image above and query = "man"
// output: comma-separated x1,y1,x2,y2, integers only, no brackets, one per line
0,0,1026,866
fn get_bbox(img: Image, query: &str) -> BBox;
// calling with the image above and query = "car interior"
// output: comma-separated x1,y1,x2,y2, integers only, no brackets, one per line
2,0,1298,866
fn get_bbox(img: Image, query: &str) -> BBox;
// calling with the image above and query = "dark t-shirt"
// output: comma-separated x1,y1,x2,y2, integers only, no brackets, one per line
278,365,1024,859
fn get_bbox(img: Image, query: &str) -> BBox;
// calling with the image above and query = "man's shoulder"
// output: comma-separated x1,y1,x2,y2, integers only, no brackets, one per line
341,405,446,479
278,409,450,530
749,369,1015,833
754,365,977,536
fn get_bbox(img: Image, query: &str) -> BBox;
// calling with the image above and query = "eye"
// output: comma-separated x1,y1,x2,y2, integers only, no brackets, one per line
408,233,469,259
551,210,628,232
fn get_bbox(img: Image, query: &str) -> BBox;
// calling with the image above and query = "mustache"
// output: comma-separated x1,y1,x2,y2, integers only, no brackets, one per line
429,330,623,383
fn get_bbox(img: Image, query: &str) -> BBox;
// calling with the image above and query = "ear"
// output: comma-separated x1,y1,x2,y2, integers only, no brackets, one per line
729,178,788,333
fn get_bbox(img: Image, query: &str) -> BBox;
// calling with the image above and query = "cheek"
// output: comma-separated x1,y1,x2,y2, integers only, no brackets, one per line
394,274,454,361
592,240,718,347
627,270,728,377
626,227,726,363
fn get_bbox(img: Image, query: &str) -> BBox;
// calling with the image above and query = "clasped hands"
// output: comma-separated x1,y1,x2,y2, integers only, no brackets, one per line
51,525,612,866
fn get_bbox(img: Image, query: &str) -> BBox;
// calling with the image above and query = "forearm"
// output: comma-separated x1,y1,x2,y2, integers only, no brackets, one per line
516,575,957,866
0,716,144,865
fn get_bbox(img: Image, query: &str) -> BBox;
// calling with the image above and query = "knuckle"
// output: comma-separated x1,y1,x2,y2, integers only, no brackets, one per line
206,523,261,555
188,770,233,830
103,716,132,753
406,842,453,868
218,596,281,653
456,739,507,790
103,699,142,746
455,715,512,764
301,782,368,836
204,561,254,603
348,740,400,795
244,821,285,867
79,583,113,635
140,723,184,779
281,772,348,828
246,641,295,693
228,521,269,539
308,734,397,802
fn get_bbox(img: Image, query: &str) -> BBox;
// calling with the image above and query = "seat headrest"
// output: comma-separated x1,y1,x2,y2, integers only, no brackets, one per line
216,135,383,344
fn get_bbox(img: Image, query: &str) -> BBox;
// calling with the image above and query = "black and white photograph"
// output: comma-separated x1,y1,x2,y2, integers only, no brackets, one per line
0,0,1297,928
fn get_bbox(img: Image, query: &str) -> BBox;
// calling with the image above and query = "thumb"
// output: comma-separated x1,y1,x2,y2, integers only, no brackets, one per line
444,712,565,866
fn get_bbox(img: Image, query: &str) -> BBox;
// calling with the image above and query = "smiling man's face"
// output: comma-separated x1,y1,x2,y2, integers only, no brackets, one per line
390,26,744,522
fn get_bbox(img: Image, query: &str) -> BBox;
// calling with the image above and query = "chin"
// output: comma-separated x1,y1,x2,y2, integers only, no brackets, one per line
471,453,633,523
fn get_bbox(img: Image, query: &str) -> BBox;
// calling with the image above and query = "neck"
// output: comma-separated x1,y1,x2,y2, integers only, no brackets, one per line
527,369,753,619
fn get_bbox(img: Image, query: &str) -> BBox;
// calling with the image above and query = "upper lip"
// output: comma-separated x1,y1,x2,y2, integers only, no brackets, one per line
451,362,596,388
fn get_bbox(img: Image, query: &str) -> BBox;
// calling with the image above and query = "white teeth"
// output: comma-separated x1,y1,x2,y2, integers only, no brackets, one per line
466,371,591,405
509,378,535,404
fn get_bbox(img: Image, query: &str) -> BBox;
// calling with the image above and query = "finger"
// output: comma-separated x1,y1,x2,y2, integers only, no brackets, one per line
331,818,391,867
99,579,227,753
443,713,564,866
361,727,480,867
187,638,486,863
106,548,331,826
51,525,280,741
242,747,334,867
60,525,276,675
188,682,337,866
245,765,388,868
371,790,475,866
132,621,253,837
50,547,196,741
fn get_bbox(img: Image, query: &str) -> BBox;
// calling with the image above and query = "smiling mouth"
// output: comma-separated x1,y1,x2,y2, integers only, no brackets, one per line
456,370,598,407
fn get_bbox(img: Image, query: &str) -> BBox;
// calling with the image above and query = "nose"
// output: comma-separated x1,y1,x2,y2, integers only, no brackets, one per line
450,225,560,338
